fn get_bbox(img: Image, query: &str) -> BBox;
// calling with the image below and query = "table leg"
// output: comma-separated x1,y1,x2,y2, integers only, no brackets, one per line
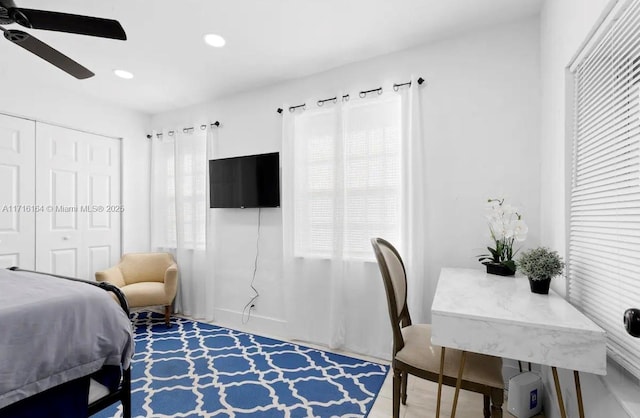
574,370,585,418
451,351,467,418
551,367,567,418
436,347,446,418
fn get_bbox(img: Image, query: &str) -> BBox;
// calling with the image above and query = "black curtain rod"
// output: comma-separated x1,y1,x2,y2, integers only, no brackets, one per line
317,94,350,107
276,77,425,114
393,77,425,91
146,121,220,139
359,87,382,98
277,103,306,114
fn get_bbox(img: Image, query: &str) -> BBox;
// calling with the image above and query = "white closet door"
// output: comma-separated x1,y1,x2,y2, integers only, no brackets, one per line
35,123,121,279
0,115,35,269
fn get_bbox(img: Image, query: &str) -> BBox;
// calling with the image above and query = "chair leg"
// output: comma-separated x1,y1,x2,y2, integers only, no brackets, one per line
164,305,171,327
490,388,503,418
392,368,402,418
483,394,491,418
401,371,408,405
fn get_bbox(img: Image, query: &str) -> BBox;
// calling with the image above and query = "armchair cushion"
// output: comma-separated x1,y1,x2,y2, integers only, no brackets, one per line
121,282,170,307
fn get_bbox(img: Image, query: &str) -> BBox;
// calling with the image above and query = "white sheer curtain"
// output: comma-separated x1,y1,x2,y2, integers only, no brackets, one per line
400,81,426,323
150,127,214,320
282,79,426,358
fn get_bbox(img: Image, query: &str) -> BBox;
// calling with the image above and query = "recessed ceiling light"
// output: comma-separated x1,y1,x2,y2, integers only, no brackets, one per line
114,69,134,79
204,33,226,48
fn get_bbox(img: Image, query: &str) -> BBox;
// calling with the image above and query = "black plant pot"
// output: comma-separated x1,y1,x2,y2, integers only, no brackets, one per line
485,263,515,276
529,277,551,294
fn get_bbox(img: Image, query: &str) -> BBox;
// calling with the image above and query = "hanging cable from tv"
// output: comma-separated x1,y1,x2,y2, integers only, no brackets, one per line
242,208,261,324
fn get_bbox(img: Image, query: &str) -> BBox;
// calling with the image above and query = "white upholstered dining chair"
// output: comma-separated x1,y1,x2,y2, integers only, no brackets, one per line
371,237,504,418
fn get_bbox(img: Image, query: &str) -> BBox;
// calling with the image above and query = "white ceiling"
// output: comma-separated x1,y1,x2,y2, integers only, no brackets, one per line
1,0,542,115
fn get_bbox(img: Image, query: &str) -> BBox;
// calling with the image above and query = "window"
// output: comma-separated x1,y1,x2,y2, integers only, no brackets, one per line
151,131,207,251
178,149,207,250
570,0,640,379
292,95,402,260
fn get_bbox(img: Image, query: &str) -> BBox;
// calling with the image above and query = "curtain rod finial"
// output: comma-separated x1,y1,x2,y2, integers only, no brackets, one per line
213,121,220,127
417,77,425,85
146,134,152,139
277,108,283,114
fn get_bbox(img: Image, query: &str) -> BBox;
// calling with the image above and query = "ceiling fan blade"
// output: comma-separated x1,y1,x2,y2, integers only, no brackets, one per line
11,8,126,40
3,29,94,79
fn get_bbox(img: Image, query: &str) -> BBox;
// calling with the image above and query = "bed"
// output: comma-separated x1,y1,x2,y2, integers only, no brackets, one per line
0,267,134,418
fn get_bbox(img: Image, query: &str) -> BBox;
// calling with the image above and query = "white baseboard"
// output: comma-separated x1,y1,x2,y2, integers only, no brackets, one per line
212,307,288,340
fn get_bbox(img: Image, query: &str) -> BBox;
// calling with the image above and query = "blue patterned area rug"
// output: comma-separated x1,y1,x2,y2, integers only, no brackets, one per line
94,311,388,418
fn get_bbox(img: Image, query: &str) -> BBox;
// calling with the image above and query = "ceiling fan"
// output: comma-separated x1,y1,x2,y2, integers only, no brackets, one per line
0,0,126,79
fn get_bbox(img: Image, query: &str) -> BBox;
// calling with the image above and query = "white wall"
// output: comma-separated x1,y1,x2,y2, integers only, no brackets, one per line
152,17,541,339
539,0,633,417
0,83,151,254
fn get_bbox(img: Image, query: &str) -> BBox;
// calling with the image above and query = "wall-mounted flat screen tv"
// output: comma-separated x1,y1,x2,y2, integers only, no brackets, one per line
209,152,280,208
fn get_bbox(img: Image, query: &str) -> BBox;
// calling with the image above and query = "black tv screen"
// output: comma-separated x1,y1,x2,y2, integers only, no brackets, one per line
209,152,280,208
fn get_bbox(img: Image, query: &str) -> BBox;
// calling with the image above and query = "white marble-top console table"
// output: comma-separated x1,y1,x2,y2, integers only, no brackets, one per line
431,268,607,418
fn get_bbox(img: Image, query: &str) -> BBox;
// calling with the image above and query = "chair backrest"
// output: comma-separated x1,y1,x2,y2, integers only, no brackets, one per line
370,238,412,355
118,252,175,285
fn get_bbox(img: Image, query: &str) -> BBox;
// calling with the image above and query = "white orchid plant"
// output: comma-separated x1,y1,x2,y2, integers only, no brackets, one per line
478,198,528,274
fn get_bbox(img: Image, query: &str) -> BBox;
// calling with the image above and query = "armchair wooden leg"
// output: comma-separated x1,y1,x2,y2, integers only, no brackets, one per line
392,368,401,418
164,305,171,327
483,394,491,418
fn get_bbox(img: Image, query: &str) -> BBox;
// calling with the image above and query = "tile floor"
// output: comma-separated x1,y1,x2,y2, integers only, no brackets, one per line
368,370,545,418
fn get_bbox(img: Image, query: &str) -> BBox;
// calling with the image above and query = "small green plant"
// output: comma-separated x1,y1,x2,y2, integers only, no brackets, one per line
517,247,565,281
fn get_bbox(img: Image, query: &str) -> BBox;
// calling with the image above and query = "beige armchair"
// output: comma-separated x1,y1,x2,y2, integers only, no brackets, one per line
96,252,178,326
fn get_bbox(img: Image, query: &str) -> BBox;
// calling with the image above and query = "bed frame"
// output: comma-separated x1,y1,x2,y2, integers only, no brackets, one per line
3,267,132,418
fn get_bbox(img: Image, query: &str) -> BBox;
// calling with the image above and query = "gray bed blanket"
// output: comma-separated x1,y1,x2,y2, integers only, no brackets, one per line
0,268,133,408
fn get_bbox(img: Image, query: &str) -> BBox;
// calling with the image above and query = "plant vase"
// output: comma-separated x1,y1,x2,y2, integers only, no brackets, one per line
485,262,515,277
528,277,551,294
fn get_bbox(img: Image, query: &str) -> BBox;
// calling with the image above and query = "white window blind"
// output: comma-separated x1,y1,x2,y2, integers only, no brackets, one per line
570,0,640,379
293,95,402,260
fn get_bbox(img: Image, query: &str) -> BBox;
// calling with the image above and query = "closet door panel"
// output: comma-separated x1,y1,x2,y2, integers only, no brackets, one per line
35,124,83,277
85,136,121,276
35,123,121,279
0,115,35,269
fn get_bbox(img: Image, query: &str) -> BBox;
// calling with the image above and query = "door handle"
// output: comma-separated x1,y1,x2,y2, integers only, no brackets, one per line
62,236,70,241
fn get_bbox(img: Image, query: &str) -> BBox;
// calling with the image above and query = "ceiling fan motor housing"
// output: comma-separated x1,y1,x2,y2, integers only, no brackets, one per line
0,0,15,24
0,6,12,25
